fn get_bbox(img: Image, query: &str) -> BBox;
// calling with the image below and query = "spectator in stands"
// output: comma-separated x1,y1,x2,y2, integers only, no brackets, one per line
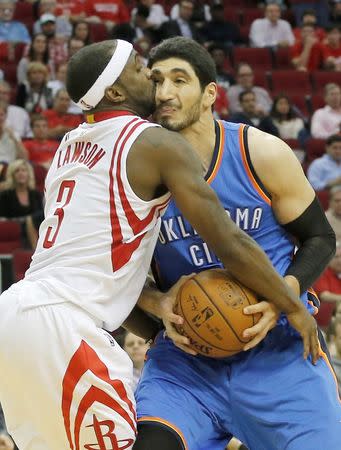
322,25,341,71
0,0,31,44
0,159,42,222
0,101,27,165
47,62,81,114
33,0,72,39
330,1,341,28
85,0,130,32
201,2,240,48
270,94,306,139
170,0,211,27
23,114,59,169
314,244,341,330
228,63,272,115
131,0,168,31
67,37,84,58
208,44,235,93
326,186,341,242
112,6,158,45
308,134,341,190
43,88,82,140
291,0,329,28
72,20,92,45
332,316,341,391
17,33,51,85
122,331,150,391
311,83,341,139
40,13,68,69
16,62,53,114
214,85,229,120
249,2,295,48
293,9,326,42
54,0,86,24
229,90,278,136
158,0,202,42
0,80,32,138
291,23,323,71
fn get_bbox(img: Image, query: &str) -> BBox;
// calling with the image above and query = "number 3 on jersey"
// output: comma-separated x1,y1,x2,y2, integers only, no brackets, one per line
43,180,76,249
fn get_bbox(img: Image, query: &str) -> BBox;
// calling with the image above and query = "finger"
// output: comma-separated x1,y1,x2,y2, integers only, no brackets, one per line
311,330,321,365
167,312,184,326
175,342,198,356
243,301,267,315
165,325,191,347
302,331,309,360
243,330,267,351
243,320,266,338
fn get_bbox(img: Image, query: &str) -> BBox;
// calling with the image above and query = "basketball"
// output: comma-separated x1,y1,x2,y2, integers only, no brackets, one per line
174,269,261,358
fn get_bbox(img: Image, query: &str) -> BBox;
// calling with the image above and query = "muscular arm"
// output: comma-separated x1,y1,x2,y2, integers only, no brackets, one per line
248,127,335,295
128,127,306,314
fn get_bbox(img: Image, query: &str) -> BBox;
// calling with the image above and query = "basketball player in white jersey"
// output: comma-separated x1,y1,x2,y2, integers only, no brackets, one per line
0,40,320,450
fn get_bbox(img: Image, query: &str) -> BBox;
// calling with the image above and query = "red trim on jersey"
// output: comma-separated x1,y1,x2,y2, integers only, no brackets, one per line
62,340,136,450
85,110,135,123
109,119,170,271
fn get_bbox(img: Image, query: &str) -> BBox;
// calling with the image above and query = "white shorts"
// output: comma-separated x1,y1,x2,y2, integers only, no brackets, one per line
0,283,136,450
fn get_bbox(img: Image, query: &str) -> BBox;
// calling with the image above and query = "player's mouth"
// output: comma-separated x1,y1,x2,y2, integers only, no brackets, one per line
158,106,177,116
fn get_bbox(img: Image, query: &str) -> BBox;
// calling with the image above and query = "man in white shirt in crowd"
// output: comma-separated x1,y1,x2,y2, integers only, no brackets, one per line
308,134,341,191
249,2,295,48
228,62,273,115
311,83,341,139
326,186,341,242
0,80,32,138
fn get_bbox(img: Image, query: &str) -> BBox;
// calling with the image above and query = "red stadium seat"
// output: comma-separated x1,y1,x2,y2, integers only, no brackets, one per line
2,62,17,86
13,1,34,35
253,70,270,89
241,8,263,27
271,70,311,96
232,47,272,71
316,189,330,211
0,221,21,253
311,71,341,92
12,249,33,281
310,93,325,112
287,93,310,117
239,25,250,44
273,47,291,69
305,138,326,163
32,164,48,193
224,7,241,23
89,23,108,42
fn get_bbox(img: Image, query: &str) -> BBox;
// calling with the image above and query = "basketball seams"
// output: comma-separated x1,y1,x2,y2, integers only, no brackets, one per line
178,281,234,352
192,278,246,345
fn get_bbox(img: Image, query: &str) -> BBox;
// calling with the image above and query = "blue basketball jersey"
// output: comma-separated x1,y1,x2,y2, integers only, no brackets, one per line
152,120,317,314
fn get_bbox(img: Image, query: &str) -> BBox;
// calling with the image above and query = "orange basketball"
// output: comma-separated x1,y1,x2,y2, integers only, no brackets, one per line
174,269,261,358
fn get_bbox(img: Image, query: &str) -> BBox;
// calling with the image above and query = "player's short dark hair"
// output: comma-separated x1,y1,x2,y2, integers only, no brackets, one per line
326,134,341,146
66,40,116,103
239,89,255,102
148,37,217,91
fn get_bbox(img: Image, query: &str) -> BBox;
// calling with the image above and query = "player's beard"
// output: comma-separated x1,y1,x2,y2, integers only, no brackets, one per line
156,95,202,132
128,83,156,119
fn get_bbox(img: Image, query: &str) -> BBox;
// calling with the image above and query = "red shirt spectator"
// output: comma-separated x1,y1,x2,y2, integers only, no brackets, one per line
23,115,59,168
215,85,229,120
55,0,85,17
85,0,130,25
293,9,326,43
321,26,341,71
314,247,341,329
291,24,323,71
43,89,82,140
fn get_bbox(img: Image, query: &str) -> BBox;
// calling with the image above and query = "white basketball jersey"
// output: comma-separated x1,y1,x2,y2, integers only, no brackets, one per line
25,112,171,331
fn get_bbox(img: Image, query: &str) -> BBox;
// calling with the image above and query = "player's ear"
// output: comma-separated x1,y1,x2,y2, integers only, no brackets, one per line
203,82,217,109
105,84,126,104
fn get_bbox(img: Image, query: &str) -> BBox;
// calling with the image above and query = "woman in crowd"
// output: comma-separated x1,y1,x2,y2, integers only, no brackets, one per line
16,62,53,114
72,20,92,45
0,159,43,222
270,94,306,140
17,34,52,85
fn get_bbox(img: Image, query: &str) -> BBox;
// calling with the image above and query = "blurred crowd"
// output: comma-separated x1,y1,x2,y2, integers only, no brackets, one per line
1,0,341,448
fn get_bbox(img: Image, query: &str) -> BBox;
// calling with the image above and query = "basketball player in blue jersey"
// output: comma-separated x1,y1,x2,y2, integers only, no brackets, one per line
131,37,341,450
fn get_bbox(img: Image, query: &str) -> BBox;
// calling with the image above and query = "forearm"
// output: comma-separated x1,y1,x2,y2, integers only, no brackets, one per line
319,291,341,303
137,281,164,319
122,305,161,340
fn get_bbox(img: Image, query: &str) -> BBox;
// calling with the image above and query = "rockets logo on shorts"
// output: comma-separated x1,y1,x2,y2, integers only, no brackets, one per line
62,340,136,450
84,415,134,450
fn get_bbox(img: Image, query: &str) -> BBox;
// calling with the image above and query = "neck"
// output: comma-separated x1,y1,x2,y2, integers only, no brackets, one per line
16,184,27,193
179,110,216,172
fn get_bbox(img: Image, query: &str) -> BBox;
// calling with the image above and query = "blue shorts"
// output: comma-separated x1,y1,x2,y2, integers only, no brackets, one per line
136,326,341,450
